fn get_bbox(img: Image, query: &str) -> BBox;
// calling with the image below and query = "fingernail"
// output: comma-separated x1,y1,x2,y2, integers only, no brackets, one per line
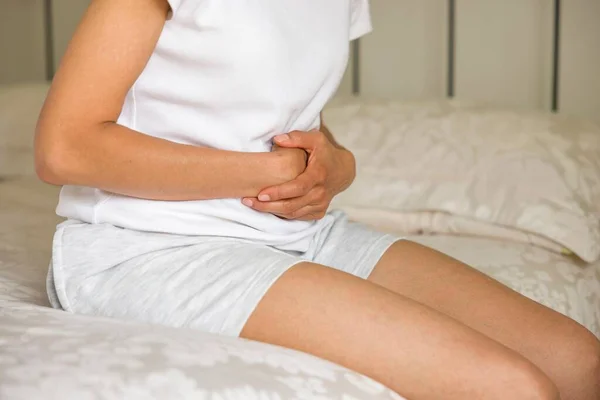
242,198,253,207
258,194,270,202
275,134,290,142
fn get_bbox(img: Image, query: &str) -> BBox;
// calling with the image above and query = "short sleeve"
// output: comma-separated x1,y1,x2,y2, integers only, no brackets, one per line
166,0,182,17
349,0,373,41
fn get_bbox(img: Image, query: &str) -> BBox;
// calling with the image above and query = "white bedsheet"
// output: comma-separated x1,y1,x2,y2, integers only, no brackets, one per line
1,176,598,338
408,234,600,337
0,179,408,400
1,175,599,400
1,83,598,398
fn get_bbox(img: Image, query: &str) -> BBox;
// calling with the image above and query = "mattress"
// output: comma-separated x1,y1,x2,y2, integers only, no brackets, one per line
1,176,598,338
1,180,598,400
0,180,598,400
409,234,600,337
1,84,599,398
3,179,409,399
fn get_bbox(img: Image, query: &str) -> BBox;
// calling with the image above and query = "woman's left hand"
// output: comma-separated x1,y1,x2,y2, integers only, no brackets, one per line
242,130,356,221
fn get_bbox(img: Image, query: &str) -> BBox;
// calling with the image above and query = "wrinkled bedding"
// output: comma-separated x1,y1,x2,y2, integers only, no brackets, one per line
1,84,599,399
3,178,598,339
0,179,408,399
324,98,600,262
1,177,598,400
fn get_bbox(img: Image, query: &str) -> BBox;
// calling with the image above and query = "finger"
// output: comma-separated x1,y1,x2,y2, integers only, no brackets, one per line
273,131,320,150
244,195,310,215
258,170,318,201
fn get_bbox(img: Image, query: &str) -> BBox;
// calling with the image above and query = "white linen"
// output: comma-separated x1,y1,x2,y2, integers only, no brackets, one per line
1,183,404,399
2,177,598,337
2,84,599,399
325,97,600,262
410,235,600,337
0,304,404,400
1,177,597,400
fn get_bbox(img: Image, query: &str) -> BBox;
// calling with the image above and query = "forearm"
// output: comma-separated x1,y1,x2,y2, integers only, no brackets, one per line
36,122,297,201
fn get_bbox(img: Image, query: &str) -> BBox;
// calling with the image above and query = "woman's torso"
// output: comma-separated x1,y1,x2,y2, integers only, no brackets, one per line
56,0,368,252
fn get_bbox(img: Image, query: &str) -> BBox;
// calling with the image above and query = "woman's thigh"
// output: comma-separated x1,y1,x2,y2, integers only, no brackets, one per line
367,240,600,398
241,262,557,400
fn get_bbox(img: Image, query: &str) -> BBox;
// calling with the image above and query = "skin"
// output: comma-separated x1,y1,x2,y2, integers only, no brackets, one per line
242,130,355,221
35,0,600,399
242,130,600,399
35,0,308,201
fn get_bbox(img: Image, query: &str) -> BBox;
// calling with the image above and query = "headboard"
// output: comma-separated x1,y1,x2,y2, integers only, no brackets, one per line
341,0,599,122
38,0,600,122
355,0,562,110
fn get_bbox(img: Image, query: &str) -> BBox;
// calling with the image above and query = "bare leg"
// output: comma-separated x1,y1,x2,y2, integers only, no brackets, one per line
368,240,600,400
241,262,559,400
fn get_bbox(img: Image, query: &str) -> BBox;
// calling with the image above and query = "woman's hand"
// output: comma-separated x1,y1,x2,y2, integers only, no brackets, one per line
242,130,356,221
268,143,308,183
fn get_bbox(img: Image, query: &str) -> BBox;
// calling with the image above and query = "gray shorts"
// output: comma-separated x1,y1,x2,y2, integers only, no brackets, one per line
47,210,400,337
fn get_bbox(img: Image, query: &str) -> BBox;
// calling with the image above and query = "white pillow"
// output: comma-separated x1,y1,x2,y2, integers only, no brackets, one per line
325,98,600,262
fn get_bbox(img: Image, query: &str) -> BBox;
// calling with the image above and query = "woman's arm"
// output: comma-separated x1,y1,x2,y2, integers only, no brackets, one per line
35,0,305,201
243,116,356,221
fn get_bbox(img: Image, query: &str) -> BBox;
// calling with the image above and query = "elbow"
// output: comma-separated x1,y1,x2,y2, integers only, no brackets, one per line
35,145,69,186
35,153,66,186
34,127,76,186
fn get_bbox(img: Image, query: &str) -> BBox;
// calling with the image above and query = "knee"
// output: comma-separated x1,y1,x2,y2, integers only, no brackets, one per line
579,331,600,382
578,329,600,381
557,321,600,379
504,360,560,400
563,323,600,387
541,319,600,399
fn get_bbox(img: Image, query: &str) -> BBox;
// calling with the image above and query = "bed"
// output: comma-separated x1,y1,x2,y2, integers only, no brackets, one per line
1,84,599,399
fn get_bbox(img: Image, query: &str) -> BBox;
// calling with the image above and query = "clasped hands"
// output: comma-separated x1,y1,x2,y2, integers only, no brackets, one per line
242,130,355,221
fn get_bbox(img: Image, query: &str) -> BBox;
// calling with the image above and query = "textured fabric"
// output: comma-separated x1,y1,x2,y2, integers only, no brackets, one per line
47,211,398,337
342,209,570,256
325,98,600,262
2,85,600,398
56,0,373,253
1,177,599,399
349,0,373,40
412,235,600,337
0,304,405,400
166,0,181,14
2,179,598,338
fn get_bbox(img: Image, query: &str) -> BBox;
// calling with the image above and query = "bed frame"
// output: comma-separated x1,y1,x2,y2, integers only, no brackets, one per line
351,0,562,112
42,0,565,112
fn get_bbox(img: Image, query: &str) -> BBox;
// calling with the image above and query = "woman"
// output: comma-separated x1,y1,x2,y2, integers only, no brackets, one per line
35,0,599,398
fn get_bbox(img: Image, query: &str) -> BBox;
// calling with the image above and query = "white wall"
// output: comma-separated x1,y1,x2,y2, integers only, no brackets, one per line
0,0,47,84
454,0,554,110
559,0,600,121
0,0,90,85
51,0,91,72
339,0,600,121
359,0,447,99
2,1,599,121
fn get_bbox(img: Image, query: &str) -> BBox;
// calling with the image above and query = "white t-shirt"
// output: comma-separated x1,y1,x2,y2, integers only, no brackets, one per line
57,0,372,252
